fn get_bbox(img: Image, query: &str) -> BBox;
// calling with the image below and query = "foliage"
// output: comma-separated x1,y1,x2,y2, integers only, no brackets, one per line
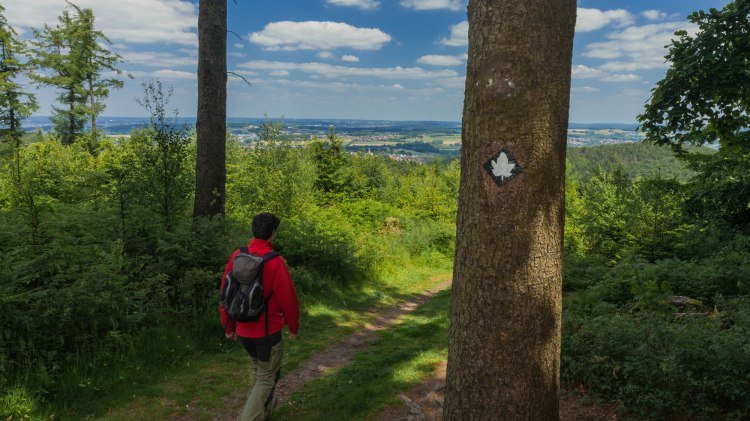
309,127,354,204
0,108,460,417
638,1,750,152
566,142,708,182
563,295,750,419
0,5,38,145
639,0,750,229
28,2,126,144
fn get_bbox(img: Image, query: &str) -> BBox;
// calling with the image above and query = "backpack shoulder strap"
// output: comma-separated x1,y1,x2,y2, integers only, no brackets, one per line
261,251,280,261
239,246,249,254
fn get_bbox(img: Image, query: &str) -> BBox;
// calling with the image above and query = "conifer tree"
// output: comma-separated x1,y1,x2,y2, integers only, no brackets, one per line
29,3,125,144
67,3,126,134
0,4,38,147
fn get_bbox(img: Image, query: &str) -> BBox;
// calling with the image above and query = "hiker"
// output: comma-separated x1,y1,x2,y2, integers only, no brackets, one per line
220,212,300,421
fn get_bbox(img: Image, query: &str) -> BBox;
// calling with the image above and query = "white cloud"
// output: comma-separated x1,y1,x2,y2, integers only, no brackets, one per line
583,22,696,71
326,0,380,10
153,69,195,80
572,64,639,83
572,65,604,79
400,0,463,11
571,86,599,93
317,51,335,59
391,83,405,89
342,55,360,62
3,0,197,45
576,8,634,32
440,20,468,47
601,73,641,82
417,54,462,67
641,10,678,21
234,43,244,49
439,9,633,48
248,21,391,51
270,70,290,77
122,51,196,67
229,52,246,58
238,60,458,82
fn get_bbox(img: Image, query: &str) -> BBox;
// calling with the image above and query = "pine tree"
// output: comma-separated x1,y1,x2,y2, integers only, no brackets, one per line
0,4,38,147
443,0,576,419
29,3,125,145
67,3,126,134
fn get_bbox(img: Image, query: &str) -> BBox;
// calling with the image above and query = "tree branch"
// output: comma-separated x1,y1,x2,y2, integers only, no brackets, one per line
227,71,252,86
227,29,243,42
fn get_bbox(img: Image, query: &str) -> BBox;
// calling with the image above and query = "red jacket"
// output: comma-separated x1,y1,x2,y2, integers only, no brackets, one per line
220,238,299,338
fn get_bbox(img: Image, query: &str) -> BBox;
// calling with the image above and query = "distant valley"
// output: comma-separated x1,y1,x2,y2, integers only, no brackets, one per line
22,116,646,160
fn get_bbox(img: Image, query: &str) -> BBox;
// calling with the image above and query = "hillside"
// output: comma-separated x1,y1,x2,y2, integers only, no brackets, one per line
567,142,714,182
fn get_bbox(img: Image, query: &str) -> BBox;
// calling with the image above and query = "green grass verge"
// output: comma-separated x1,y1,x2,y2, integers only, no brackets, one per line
274,288,451,420
38,262,453,420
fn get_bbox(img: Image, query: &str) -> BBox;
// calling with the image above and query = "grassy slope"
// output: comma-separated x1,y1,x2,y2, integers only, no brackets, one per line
73,262,453,421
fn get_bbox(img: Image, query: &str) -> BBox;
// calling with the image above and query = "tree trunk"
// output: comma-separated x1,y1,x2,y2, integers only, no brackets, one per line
88,76,97,133
66,86,75,145
443,1,576,420
193,0,227,218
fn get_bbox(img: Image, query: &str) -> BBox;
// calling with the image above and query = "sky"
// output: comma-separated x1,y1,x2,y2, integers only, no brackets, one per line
3,0,732,123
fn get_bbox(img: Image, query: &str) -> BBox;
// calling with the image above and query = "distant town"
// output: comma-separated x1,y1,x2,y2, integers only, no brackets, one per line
22,116,646,161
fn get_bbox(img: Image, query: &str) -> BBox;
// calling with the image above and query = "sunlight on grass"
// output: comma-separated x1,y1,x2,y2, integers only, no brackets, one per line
79,267,452,420
275,289,451,420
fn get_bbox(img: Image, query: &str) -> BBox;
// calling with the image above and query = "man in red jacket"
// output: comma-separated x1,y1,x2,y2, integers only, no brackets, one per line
220,212,299,421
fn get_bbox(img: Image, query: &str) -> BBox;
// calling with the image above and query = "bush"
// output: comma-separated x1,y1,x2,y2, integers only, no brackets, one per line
562,302,750,419
275,207,377,288
399,218,455,258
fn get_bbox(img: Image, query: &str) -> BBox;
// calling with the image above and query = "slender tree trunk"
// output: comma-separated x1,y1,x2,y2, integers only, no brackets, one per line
193,0,227,218
88,76,97,133
66,86,75,145
443,1,576,419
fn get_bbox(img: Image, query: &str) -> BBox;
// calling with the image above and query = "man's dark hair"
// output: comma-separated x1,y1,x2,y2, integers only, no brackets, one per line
252,212,280,240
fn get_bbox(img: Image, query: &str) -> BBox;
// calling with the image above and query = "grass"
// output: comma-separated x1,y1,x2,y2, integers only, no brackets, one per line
36,260,454,420
274,289,451,420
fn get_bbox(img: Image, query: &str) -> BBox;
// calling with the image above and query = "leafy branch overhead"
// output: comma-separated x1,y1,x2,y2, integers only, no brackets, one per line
638,1,750,153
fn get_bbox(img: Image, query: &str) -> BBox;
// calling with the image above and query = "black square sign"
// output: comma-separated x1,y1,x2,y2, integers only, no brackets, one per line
484,148,522,187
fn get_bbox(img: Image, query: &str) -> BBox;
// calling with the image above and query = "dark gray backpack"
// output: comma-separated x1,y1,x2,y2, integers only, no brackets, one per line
221,247,279,323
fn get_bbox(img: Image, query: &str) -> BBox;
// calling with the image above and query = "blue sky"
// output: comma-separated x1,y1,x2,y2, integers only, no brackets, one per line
4,0,731,123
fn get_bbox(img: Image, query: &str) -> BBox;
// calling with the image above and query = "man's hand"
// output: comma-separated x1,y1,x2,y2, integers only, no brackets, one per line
289,332,297,340
225,332,237,340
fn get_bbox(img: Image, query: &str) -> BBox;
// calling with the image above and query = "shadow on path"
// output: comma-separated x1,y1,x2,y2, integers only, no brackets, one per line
217,273,453,420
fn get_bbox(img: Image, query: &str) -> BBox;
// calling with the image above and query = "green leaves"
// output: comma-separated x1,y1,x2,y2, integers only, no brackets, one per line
639,0,750,153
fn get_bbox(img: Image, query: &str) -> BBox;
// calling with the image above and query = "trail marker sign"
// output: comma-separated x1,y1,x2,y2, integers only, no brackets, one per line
484,149,522,187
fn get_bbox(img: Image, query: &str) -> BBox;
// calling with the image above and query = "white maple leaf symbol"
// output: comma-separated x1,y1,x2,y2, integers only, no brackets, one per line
491,152,515,180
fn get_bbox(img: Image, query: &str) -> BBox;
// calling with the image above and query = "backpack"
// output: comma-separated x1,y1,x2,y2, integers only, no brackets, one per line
221,247,280,323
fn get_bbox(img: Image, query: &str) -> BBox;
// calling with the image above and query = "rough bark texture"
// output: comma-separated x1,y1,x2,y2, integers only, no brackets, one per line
194,0,227,218
443,1,576,420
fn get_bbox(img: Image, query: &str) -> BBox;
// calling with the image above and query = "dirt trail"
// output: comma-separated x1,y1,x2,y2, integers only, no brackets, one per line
375,360,618,421
217,275,453,420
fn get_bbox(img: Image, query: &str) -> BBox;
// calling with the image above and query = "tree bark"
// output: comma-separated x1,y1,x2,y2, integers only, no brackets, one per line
194,0,227,218
443,1,576,420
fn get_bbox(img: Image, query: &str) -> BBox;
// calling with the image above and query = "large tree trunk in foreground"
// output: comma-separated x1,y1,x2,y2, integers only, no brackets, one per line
443,0,576,419
194,0,227,218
